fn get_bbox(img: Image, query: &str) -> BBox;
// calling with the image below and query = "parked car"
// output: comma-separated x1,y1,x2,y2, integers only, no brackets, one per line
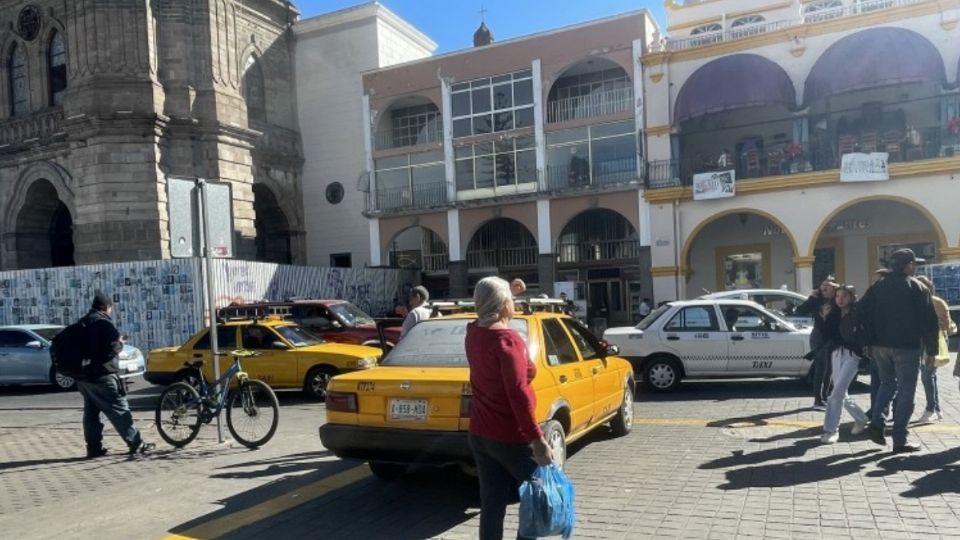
698,289,813,328
218,300,400,350
604,300,814,392
0,324,145,390
144,317,382,399
319,311,634,480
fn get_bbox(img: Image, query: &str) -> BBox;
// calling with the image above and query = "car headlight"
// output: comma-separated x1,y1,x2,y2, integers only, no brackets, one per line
119,351,131,361
356,357,377,369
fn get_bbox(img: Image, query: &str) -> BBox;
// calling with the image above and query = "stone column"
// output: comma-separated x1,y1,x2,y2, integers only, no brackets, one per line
449,261,469,298
651,266,680,303
537,254,556,296
793,256,816,293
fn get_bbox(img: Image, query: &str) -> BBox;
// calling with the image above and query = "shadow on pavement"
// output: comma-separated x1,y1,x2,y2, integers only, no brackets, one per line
0,455,88,472
210,450,333,479
699,439,819,470
636,379,816,402
868,446,960,498
705,407,812,429
717,448,884,490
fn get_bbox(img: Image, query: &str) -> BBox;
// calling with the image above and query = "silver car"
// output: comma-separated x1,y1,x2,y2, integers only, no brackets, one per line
0,325,145,390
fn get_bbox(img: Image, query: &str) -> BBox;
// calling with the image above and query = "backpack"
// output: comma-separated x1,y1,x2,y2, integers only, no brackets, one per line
50,321,91,378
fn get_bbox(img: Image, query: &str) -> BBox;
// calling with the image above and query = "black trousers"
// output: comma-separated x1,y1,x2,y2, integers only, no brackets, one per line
469,433,538,540
812,347,832,403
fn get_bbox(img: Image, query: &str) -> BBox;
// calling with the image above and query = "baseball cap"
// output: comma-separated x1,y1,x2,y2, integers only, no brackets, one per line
889,248,925,266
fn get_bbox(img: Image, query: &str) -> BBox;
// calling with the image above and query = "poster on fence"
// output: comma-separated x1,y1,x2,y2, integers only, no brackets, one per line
693,170,736,200
840,152,889,182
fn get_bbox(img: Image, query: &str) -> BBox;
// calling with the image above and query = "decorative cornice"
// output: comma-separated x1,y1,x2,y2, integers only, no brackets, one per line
651,265,680,277
792,256,816,268
940,247,960,260
646,124,671,137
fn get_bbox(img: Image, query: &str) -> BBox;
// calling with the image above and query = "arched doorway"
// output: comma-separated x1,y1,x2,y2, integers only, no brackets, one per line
683,211,798,297
253,184,292,265
15,180,74,269
387,226,449,297
466,218,537,287
811,198,944,291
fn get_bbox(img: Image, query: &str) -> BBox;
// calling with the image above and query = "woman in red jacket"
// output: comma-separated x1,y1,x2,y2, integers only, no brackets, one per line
466,276,553,540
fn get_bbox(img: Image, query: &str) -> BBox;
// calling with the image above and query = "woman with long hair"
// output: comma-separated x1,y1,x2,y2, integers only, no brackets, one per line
820,285,870,444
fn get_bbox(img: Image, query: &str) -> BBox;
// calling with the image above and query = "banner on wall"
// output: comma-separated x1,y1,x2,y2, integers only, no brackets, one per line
693,169,736,200
840,152,889,182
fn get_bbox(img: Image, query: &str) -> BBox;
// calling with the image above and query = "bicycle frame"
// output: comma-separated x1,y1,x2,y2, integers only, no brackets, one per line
192,355,250,417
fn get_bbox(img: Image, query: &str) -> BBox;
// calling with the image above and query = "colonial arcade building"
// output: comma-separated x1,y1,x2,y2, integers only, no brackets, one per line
642,0,960,301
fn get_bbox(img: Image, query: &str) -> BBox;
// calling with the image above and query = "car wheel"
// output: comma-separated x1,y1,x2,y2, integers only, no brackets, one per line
368,461,408,481
50,367,76,391
643,358,681,392
610,383,634,437
543,419,566,470
304,365,337,401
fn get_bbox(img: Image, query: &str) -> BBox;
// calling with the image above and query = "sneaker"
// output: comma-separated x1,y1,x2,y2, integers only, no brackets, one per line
85,447,108,460
936,411,943,421
893,441,922,453
851,421,868,435
813,402,827,411
129,442,155,456
866,425,886,446
821,432,839,444
917,410,936,423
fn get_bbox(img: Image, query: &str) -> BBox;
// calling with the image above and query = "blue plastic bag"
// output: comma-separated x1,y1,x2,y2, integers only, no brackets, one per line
518,465,575,539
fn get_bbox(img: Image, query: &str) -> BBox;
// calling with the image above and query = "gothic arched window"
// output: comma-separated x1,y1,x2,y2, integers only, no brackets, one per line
9,43,27,116
49,31,67,106
243,55,266,124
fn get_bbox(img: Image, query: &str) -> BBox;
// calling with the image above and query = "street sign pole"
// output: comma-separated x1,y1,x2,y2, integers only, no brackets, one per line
198,178,224,444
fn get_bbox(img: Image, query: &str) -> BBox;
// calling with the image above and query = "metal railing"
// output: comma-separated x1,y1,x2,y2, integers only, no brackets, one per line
556,240,641,264
422,253,449,272
374,123,443,151
466,246,538,269
545,158,640,192
546,86,634,123
803,0,919,23
645,159,683,189
374,181,447,212
388,250,450,272
0,108,65,146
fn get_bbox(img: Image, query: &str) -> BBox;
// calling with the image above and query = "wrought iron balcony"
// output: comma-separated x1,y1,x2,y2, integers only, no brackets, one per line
466,246,538,269
389,250,449,272
546,86,634,124
545,158,640,192
373,181,448,212
556,239,641,264
374,122,443,151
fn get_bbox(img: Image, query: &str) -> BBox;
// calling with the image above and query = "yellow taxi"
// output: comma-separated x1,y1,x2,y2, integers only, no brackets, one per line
318,311,635,480
145,317,382,399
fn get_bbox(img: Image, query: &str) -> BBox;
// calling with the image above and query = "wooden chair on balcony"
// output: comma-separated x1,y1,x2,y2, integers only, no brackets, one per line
883,130,903,162
766,150,784,176
860,131,879,153
744,147,761,178
837,135,857,162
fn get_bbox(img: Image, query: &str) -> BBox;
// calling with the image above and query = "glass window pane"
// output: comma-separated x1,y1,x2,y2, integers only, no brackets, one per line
493,83,513,110
591,120,635,139
472,114,493,135
515,136,535,150
451,82,470,92
455,145,473,159
495,139,514,154
495,153,516,186
492,74,512,84
474,142,494,156
471,78,490,89
516,149,537,184
410,150,444,165
412,163,445,184
455,158,475,191
472,88,491,113
377,168,409,190
453,118,472,138
452,91,471,117
475,155,495,189
561,319,601,360
375,155,409,170
513,79,533,106
724,252,764,290
542,320,578,365
514,107,534,129
515,69,533,80
591,134,637,180
493,111,513,132
546,127,588,146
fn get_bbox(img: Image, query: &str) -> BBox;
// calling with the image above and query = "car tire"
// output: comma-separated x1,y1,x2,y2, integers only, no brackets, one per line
50,367,76,391
643,357,681,392
368,461,408,481
543,419,566,470
304,365,338,401
610,383,634,437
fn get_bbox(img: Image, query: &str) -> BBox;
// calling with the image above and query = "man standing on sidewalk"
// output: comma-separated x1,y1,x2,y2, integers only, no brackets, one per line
858,249,939,453
77,291,154,458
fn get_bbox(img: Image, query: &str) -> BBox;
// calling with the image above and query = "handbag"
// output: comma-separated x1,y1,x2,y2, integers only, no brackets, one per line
934,331,951,368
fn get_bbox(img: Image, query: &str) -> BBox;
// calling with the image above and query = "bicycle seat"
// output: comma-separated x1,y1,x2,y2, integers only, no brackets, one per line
230,349,262,358
183,360,204,369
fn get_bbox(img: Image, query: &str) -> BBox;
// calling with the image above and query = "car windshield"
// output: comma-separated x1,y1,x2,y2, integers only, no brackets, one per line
637,305,671,330
383,318,529,367
33,327,63,341
329,302,374,326
274,325,325,347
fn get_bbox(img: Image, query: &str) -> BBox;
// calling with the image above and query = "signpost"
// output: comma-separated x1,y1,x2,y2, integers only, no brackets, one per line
167,177,234,443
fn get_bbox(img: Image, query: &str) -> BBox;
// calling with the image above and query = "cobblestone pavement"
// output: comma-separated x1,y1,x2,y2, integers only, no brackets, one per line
4,373,960,539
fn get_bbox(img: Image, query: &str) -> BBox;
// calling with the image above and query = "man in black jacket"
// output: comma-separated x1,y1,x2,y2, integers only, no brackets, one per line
77,291,154,458
858,249,939,453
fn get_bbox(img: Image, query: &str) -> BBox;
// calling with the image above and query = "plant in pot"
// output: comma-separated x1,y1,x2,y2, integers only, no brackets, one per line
784,142,805,173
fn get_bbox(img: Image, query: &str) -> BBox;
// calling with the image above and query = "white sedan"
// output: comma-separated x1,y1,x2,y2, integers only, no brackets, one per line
698,289,813,328
604,300,813,391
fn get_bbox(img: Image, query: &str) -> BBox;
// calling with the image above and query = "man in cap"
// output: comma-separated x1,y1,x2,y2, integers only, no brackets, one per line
76,291,154,458
858,249,939,452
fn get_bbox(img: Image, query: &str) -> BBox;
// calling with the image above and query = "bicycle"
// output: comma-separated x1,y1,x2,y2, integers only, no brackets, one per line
155,349,280,449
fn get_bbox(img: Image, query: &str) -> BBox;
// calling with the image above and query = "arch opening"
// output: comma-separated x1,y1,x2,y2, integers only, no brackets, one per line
16,179,74,269
253,184,291,265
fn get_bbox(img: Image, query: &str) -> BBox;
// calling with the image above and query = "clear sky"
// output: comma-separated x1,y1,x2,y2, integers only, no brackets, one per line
294,1,666,53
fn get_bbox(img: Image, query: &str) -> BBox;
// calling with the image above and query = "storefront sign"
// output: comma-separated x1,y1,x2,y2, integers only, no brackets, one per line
828,219,870,232
693,170,735,200
840,152,889,182
761,225,784,236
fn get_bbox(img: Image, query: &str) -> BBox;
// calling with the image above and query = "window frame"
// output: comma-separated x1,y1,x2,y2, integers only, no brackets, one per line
664,306,720,332
455,135,536,193
560,318,602,361
9,43,28,116
192,327,239,351
451,69,535,138
542,319,580,366
48,31,66,106
243,55,266,123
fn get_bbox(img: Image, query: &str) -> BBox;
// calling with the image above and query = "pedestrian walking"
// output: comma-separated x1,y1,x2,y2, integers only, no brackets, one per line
797,275,839,410
465,277,553,540
820,285,869,443
399,285,431,339
915,275,957,423
859,249,940,452
76,291,154,458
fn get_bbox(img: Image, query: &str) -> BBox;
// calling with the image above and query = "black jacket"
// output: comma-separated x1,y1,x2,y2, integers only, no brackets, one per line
796,293,833,348
858,273,939,353
821,305,864,356
79,309,122,379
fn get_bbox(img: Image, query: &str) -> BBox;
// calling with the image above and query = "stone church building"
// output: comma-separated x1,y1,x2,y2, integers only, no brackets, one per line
0,0,304,270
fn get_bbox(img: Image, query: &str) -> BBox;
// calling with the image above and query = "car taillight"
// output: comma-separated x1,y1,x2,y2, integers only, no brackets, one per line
459,395,472,418
326,391,357,413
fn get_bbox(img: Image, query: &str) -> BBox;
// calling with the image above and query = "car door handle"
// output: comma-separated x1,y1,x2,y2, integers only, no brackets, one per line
559,375,568,384
591,367,600,375
666,336,680,341
730,335,745,341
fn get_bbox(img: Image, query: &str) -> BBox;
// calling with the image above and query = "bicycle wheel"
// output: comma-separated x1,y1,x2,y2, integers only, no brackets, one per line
156,382,203,448
226,379,279,449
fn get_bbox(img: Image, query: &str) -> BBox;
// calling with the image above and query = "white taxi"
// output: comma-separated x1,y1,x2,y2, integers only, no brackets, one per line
604,300,813,391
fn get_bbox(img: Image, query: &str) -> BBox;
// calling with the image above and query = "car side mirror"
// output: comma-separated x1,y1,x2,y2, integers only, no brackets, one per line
25,340,43,349
606,344,620,356
270,341,289,350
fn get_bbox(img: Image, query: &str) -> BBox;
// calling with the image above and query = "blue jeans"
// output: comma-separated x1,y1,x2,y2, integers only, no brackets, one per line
469,433,538,540
77,375,142,452
867,360,893,420
920,364,940,413
823,348,868,435
869,346,921,446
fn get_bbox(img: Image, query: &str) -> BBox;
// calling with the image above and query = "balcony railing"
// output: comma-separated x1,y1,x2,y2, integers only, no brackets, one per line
546,158,640,192
466,246,538,269
556,240,641,264
645,159,683,189
389,250,450,272
546,87,634,124
374,181,447,212
0,108,65,146
663,0,923,51
374,123,443,151
422,253,449,272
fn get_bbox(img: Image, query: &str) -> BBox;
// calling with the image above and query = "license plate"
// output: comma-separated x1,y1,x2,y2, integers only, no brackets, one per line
389,399,427,421
126,364,141,373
